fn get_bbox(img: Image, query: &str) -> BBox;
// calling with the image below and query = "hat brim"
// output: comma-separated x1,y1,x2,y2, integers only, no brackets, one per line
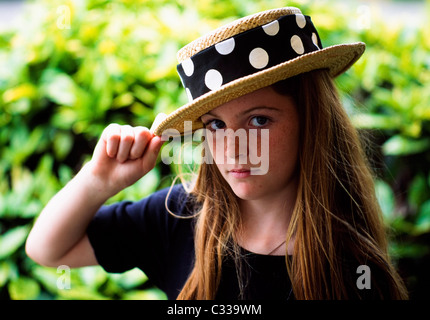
153,42,365,136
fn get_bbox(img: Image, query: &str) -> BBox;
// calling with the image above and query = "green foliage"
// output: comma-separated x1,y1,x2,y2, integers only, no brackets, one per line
345,2,430,245
334,0,430,298
0,0,429,299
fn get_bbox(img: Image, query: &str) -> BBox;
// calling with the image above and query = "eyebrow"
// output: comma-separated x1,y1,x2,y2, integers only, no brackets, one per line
202,106,282,118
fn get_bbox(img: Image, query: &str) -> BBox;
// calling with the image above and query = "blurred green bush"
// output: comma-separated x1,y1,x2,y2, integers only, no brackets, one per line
344,1,430,298
0,0,429,299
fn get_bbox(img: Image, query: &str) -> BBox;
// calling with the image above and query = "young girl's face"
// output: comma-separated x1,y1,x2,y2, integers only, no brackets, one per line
200,86,300,202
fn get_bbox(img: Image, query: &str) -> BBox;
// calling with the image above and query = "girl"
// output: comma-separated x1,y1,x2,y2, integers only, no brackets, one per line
26,7,408,300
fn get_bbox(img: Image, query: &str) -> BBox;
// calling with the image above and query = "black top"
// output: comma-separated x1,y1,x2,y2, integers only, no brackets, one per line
87,184,292,300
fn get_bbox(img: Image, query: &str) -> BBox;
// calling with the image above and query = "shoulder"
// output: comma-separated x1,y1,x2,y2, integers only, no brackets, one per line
92,183,198,230
137,183,197,218
88,182,198,246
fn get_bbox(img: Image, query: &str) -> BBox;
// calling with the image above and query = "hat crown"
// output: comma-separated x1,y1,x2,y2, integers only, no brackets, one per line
177,7,302,63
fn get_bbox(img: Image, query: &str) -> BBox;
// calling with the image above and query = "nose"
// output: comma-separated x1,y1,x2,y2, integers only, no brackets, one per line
225,128,248,164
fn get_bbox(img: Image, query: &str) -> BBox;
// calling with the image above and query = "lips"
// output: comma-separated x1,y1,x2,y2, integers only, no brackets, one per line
228,168,251,178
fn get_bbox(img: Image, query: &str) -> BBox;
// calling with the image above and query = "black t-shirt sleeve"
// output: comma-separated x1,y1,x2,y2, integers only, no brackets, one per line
86,184,196,297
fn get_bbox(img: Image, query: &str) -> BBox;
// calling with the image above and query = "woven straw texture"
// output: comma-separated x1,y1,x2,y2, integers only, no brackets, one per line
177,7,301,63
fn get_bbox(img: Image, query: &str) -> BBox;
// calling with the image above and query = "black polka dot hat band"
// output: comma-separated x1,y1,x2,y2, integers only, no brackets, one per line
177,13,322,103
151,7,365,135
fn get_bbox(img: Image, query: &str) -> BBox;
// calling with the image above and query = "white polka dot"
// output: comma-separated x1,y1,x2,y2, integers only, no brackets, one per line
312,33,320,49
215,38,235,55
262,20,279,36
291,35,305,55
295,14,306,28
249,48,269,69
186,88,193,102
182,58,194,77
205,69,223,91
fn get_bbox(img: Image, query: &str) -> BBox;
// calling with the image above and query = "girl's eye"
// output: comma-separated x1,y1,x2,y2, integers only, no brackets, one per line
206,119,226,131
250,116,269,127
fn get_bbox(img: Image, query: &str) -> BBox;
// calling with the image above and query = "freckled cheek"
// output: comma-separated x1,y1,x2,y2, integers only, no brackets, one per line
268,127,299,169
204,129,299,168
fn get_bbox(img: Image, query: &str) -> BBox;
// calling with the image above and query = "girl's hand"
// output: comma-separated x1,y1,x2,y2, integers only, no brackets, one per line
86,124,164,197
26,124,163,267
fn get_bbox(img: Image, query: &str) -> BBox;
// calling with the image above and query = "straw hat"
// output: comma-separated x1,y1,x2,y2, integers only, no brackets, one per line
151,7,365,136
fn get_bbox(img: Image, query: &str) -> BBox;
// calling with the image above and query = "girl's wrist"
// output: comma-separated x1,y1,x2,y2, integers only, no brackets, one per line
76,162,117,203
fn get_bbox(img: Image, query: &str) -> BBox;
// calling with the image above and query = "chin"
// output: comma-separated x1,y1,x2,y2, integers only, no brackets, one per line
229,183,265,201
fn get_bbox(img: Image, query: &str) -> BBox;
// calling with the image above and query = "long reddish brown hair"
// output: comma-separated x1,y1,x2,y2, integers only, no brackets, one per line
175,69,408,299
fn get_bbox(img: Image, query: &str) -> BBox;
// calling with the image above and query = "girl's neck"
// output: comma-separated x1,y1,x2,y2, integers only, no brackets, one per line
236,179,298,255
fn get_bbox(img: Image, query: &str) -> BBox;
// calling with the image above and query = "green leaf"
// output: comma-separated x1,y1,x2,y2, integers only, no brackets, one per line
56,286,110,300
31,266,62,293
53,131,73,160
108,268,148,290
77,266,108,290
40,69,78,106
389,241,430,259
8,126,45,166
0,226,30,260
415,200,430,234
374,179,395,223
122,288,167,300
112,92,134,109
0,261,18,287
382,135,430,156
9,276,40,300
351,113,401,131
408,174,429,210
2,83,38,104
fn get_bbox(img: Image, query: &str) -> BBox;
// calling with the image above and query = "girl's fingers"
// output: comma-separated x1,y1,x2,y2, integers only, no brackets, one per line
103,124,121,158
116,125,135,163
100,124,159,163
140,135,164,174
129,126,151,160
